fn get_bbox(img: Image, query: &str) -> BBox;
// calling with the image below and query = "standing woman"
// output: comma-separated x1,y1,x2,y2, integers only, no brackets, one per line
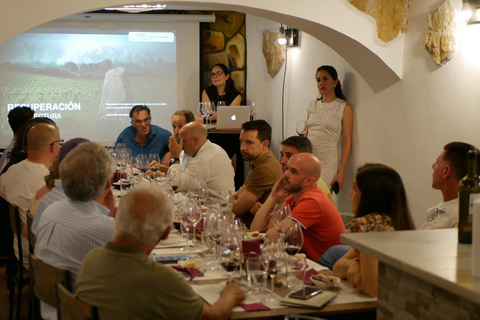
306,65,353,191
202,63,242,121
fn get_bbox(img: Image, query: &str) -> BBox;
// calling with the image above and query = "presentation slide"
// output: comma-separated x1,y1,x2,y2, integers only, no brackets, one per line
0,27,177,146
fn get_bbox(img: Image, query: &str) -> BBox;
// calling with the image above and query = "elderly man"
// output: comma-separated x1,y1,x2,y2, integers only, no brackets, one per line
0,106,34,171
35,142,116,320
169,121,234,197
251,153,345,262
231,120,282,227
115,105,171,158
280,136,334,205
0,123,60,268
420,142,480,229
76,184,245,320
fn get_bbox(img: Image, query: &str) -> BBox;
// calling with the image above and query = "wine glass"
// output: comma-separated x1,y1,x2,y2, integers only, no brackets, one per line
169,168,181,193
188,179,209,205
220,231,241,282
270,204,291,238
296,120,307,137
250,101,258,121
203,102,214,126
261,238,286,305
198,102,208,124
180,199,202,251
217,101,226,107
284,220,304,289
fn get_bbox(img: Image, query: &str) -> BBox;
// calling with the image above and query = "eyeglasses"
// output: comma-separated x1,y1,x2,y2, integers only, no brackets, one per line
133,117,151,126
50,139,64,147
210,71,224,78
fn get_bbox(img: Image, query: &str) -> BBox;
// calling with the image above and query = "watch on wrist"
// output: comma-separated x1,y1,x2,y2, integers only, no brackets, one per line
170,157,180,164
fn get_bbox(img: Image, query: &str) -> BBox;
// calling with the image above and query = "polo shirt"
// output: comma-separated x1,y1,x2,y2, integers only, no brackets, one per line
115,124,170,159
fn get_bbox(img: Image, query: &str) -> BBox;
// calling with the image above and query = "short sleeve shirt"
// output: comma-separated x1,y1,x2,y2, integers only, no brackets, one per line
115,124,171,159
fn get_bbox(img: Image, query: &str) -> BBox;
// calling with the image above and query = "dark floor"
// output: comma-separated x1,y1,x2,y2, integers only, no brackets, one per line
0,265,30,320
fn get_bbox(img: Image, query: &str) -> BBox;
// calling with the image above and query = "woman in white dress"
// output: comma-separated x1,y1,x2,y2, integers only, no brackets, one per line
306,65,353,192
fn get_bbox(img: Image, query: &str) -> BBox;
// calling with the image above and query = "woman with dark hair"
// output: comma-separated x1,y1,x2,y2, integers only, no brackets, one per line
305,65,353,191
202,64,241,121
331,164,415,297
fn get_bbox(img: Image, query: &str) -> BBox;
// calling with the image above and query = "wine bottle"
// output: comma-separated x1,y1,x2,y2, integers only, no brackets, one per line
458,150,480,244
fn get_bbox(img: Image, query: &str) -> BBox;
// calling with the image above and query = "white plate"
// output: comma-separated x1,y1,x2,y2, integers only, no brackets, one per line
178,259,204,269
245,232,266,241
310,273,341,289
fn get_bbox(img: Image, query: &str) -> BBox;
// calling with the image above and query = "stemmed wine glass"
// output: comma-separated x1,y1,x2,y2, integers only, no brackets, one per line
148,153,160,177
283,220,304,288
169,168,181,193
180,199,202,251
261,238,286,305
220,230,241,282
296,120,307,137
188,179,208,205
135,154,149,181
270,204,291,239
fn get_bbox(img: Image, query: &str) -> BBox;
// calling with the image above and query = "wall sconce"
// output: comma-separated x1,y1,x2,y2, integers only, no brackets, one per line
461,0,480,24
278,24,299,47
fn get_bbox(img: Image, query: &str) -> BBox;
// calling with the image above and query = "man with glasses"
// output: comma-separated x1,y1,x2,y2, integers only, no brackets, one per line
115,105,171,159
0,123,60,269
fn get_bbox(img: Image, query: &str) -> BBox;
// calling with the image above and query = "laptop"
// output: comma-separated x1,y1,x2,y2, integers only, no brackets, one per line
216,106,251,129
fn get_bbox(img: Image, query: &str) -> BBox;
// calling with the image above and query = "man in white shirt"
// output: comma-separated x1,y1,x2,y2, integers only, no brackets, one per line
169,121,235,197
420,142,479,230
0,123,60,268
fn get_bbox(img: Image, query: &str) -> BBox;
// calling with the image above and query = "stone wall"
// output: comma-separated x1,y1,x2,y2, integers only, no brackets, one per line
200,11,246,104
377,262,480,320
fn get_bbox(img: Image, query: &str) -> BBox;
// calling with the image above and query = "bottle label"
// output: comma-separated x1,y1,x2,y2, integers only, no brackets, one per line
469,194,480,223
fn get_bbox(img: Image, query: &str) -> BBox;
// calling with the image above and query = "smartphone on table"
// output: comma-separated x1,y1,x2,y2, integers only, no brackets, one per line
289,286,323,300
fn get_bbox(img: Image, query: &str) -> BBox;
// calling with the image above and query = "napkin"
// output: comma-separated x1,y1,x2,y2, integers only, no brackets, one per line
299,268,316,285
292,262,308,270
239,303,270,311
171,265,204,278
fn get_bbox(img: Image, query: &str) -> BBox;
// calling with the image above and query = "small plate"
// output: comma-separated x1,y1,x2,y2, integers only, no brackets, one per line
178,259,204,270
245,231,266,241
310,274,341,289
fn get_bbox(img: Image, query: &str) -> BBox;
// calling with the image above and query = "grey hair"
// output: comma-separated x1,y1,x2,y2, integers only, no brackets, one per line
59,142,113,201
115,184,173,245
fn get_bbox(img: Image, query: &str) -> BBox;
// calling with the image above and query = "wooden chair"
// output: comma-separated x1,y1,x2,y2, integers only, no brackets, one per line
26,210,36,253
56,283,99,320
8,203,30,320
29,255,72,320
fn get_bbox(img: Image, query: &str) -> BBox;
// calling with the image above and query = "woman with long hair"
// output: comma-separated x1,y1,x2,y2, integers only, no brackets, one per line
332,164,415,297
202,63,241,121
305,65,353,191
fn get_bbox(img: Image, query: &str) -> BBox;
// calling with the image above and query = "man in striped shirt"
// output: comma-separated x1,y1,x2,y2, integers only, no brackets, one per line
34,142,116,320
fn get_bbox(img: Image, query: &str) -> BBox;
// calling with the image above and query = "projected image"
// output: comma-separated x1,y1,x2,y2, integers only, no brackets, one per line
0,30,177,143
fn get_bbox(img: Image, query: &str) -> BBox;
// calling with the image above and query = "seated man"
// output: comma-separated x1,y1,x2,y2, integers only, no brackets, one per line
35,142,116,320
250,153,345,262
232,120,282,227
76,184,245,320
0,123,60,269
169,122,235,197
161,109,195,169
420,142,480,229
280,136,334,205
115,105,170,159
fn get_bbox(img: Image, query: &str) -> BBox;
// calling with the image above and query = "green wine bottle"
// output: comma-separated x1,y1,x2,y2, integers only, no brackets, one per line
458,150,480,244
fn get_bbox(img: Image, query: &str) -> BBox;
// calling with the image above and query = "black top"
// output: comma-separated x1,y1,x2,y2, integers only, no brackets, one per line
205,85,241,106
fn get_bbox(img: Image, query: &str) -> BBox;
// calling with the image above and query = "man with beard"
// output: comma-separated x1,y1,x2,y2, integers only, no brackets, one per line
231,120,282,228
168,121,234,197
250,153,344,261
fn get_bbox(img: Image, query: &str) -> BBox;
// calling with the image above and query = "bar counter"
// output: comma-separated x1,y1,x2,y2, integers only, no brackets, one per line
341,229,480,319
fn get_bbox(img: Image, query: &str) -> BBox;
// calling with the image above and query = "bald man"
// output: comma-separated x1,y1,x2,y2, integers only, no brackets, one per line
168,122,234,197
250,153,345,261
0,123,60,268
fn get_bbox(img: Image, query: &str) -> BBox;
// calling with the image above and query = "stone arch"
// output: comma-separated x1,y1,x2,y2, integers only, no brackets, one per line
0,0,402,92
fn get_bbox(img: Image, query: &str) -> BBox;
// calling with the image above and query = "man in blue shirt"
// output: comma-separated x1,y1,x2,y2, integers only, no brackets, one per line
115,105,170,159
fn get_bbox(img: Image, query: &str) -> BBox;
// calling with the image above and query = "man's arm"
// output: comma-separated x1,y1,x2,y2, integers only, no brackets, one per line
250,177,288,231
200,281,245,320
232,190,260,217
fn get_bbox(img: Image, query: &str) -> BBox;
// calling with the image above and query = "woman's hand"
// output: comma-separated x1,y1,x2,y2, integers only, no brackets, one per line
331,172,345,191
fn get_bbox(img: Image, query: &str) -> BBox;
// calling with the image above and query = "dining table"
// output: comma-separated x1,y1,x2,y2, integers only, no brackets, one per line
150,229,376,319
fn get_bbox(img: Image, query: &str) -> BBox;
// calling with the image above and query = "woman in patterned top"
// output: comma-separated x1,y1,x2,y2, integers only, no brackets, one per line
305,65,353,191
331,164,415,297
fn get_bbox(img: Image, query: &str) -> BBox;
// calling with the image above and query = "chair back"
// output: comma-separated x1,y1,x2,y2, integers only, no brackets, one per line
30,255,72,307
26,210,36,253
57,283,99,320
8,203,24,265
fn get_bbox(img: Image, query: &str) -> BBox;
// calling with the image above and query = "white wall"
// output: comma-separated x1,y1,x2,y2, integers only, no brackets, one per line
247,0,480,227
